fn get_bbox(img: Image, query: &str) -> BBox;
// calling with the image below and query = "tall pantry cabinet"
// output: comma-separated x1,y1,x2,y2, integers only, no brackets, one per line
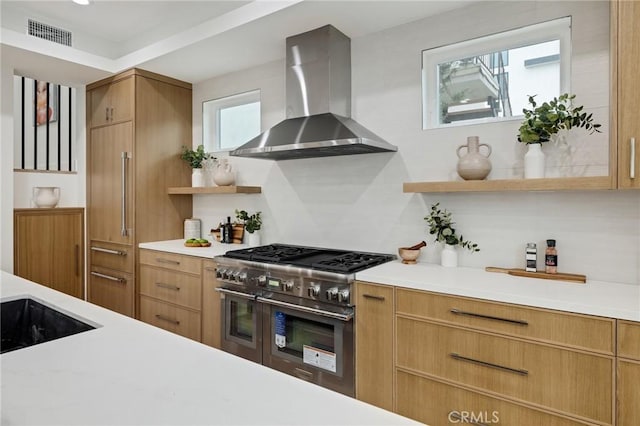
86,68,192,317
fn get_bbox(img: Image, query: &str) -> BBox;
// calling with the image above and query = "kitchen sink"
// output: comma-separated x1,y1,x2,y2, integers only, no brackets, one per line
1,298,96,354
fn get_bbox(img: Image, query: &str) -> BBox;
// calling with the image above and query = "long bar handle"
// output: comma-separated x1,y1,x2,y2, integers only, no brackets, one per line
450,308,528,326
448,411,488,426
215,287,256,300
631,137,636,179
90,246,127,256
155,282,180,291
120,152,129,237
362,294,386,301
155,314,180,325
155,258,180,265
75,244,80,277
91,271,125,283
450,352,528,376
257,296,353,322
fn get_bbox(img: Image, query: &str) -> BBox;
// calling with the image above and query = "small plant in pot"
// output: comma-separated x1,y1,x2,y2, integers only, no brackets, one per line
181,144,214,187
517,93,601,178
235,209,262,246
424,203,478,267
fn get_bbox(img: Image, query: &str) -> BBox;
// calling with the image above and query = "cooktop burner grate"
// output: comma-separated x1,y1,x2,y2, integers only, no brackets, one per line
311,253,394,273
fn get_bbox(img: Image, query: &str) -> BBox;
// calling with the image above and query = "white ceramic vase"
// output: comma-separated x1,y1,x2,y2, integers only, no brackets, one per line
524,143,545,179
441,244,458,267
192,168,205,187
456,136,492,180
213,158,235,186
247,231,261,247
33,187,60,208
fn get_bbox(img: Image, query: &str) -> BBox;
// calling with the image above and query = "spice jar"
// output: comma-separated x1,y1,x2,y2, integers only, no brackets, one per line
545,239,557,274
525,243,537,272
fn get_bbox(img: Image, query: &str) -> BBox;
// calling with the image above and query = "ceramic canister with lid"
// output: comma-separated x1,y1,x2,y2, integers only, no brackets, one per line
184,218,201,240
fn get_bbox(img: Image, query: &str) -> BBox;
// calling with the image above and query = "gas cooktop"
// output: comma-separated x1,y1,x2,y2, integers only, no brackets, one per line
223,244,395,274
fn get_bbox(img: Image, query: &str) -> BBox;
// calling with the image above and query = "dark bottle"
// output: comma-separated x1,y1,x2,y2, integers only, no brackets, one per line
224,216,233,244
545,239,557,274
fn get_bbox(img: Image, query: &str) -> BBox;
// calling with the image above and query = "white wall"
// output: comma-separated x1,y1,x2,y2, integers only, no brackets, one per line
192,0,640,286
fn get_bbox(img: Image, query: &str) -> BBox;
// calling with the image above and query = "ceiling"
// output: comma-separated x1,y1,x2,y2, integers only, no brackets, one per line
1,0,471,85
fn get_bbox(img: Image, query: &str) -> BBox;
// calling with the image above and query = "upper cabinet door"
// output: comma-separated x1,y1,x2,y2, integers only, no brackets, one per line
88,76,134,128
618,0,640,189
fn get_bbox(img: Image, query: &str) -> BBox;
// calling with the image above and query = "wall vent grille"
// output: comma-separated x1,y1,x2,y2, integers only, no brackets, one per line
28,19,72,47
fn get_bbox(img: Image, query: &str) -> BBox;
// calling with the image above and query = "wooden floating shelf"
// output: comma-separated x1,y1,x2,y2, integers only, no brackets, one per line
167,186,261,195
403,176,614,193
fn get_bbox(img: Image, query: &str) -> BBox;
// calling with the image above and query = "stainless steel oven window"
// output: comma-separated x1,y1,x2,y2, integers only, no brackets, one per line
269,306,345,376
225,297,258,348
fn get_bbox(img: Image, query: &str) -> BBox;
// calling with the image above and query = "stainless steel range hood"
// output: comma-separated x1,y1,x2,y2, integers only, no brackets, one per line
230,25,397,160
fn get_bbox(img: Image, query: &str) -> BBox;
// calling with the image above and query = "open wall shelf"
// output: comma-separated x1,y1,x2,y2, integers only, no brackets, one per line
167,186,261,195
403,176,614,193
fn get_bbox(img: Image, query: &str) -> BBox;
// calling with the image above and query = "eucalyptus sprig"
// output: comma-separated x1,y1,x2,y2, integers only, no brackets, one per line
424,203,479,252
517,93,602,144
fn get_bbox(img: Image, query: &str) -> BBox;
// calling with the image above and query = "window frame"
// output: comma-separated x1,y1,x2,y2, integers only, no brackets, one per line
202,89,261,152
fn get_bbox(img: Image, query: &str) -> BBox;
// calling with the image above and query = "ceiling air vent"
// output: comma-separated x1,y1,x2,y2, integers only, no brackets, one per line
28,19,72,47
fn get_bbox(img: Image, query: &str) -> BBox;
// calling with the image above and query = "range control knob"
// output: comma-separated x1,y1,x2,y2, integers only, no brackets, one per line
256,275,267,287
308,284,320,298
338,289,350,303
283,279,295,292
237,272,248,284
326,287,338,301
215,268,226,279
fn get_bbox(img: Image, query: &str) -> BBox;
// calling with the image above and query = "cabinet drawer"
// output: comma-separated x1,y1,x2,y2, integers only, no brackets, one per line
139,249,201,275
618,359,640,426
201,259,221,349
396,317,613,424
88,266,134,317
396,370,591,426
89,242,133,273
139,265,201,310
139,296,201,341
618,320,640,360
396,289,614,354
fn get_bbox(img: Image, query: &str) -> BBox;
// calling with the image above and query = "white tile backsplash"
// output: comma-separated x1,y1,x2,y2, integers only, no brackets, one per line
192,1,639,286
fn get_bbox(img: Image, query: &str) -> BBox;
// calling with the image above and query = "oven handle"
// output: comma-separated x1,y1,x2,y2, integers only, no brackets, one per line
215,287,256,300
256,296,353,322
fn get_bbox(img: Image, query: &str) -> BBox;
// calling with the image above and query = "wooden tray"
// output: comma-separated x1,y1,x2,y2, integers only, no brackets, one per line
485,266,586,283
211,224,244,244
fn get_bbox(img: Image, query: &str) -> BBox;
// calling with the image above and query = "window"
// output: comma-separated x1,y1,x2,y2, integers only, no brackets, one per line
422,17,571,129
203,90,261,152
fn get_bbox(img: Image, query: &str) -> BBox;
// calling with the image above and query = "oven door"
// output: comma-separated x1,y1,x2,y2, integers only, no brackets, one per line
258,296,355,397
217,287,262,364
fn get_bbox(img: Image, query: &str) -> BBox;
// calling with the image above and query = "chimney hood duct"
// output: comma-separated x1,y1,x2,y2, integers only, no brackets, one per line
230,25,397,160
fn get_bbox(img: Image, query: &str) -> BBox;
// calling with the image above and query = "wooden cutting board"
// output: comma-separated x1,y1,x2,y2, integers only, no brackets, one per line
485,266,586,283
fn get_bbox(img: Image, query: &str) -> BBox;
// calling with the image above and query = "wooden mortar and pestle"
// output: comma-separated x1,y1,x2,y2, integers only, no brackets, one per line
398,241,426,264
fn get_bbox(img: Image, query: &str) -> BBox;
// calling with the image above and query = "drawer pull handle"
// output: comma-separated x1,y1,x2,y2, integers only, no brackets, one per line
90,271,126,283
91,246,127,256
450,352,528,376
448,411,488,426
631,137,636,179
204,267,217,272
155,282,180,291
155,258,180,265
155,314,180,325
362,294,386,301
450,308,528,326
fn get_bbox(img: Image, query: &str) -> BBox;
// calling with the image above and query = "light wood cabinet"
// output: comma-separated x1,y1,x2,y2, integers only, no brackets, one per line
86,69,192,317
89,75,134,128
14,208,84,299
617,320,640,426
201,259,222,349
616,0,640,189
354,281,394,411
139,249,202,341
394,288,615,425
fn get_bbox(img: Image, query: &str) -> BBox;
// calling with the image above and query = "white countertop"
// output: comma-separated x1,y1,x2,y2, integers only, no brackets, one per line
357,260,640,321
139,240,640,321
0,272,419,426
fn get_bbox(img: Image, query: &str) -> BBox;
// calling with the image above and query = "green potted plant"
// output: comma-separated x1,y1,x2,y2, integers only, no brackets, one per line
517,93,602,178
424,203,479,267
181,144,213,187
235,209,262,246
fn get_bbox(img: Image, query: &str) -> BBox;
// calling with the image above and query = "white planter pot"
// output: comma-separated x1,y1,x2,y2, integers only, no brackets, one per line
441,244,458,267
192,168,205,187
33,186,60,208
524,143,545,179
247,231,261,247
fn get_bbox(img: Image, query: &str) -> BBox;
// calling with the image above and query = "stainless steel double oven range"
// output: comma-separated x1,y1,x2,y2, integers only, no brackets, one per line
214,244,394,397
